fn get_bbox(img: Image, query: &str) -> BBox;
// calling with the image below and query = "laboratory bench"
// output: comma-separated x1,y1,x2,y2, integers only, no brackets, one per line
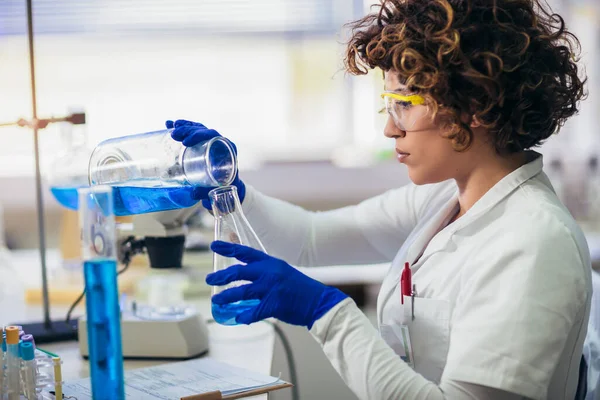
0,249,386,400
0,249,277,399
3,230,599,400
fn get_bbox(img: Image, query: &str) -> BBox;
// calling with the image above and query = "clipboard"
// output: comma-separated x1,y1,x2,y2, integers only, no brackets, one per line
58,357,293,400
181,382,294,399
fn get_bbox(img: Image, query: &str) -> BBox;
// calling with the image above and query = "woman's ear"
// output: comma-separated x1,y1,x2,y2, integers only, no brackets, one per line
470,115,483,128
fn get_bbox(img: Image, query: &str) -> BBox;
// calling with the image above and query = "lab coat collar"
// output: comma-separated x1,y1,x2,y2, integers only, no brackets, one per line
408,151,544,273
378,151,545,322
449,150,543,231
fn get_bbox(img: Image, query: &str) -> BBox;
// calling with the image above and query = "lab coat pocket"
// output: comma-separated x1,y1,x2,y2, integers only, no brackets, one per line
402,295,451,383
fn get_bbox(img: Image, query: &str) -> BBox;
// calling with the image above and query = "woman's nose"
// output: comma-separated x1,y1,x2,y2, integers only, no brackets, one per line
383,116,406,139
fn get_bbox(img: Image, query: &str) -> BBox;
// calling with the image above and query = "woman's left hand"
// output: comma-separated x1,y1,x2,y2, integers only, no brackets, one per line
207,241,348,328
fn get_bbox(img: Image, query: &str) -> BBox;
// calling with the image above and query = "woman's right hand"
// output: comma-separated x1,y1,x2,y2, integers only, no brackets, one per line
167,119,246,207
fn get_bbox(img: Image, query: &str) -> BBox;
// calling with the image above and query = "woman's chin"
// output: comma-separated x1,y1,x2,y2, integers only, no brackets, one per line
407,168,445,186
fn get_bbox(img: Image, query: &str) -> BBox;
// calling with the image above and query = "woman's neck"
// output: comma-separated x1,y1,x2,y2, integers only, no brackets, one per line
452,151,530,222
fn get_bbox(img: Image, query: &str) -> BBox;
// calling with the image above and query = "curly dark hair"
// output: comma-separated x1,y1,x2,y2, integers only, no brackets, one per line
345,0,587,153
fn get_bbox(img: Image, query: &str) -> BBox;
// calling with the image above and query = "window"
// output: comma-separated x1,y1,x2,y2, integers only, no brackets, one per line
0,0,388,176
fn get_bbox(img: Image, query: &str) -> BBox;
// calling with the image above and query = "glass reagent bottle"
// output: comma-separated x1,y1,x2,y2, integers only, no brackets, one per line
88,128,237,216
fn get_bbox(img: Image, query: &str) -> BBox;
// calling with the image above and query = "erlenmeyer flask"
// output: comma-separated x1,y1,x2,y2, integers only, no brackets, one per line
209,185,266,325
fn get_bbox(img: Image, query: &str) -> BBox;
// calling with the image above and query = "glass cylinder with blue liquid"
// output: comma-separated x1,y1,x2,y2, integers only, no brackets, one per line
88,128,237,216
79,186,125,400
210,185,266,325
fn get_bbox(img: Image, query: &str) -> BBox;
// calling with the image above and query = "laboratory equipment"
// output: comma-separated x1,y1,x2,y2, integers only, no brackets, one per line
78,202,210,360
88,128,237,216
168,119,247,207
5,326,19,400
52,357,63,400
48,110,92,210
3,334,64,399
79,186,125,400
20,342,37,399
78,306,209,359
21,334,35,348
78,128,217,359
208,241,348,327
0,0,87,345
210,185,266,325
32,348,63,396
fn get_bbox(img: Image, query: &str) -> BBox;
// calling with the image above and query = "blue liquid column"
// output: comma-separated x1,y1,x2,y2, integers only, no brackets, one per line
79,186,125,400
84,259,125,400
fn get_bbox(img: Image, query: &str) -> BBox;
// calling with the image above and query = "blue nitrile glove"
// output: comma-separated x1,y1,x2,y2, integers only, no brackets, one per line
166,119,246,209
206,241,349,328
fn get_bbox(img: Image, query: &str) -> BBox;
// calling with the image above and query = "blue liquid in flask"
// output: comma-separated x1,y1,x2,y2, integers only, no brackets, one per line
84,258,125,400
112,186,198,216
212,299,261,325
50,186,81,210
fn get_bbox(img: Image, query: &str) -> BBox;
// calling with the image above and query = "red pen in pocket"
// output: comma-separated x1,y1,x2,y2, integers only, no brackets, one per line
401,262,411,305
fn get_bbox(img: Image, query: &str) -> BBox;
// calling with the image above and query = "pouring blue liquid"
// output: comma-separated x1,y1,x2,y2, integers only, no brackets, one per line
50,185,198,216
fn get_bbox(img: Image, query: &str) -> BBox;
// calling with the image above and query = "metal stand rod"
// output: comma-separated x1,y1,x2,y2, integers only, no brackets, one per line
26,0,51,327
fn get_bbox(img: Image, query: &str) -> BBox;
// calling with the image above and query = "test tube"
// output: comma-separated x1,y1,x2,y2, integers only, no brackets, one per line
20,342,37,399
52,357,62,400
21,334,35,349
1,332,6,397
5,326,20,400
78,186,125,400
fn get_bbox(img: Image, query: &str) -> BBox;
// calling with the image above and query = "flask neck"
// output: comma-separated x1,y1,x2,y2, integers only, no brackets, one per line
210,185,266,253
209,186,243,218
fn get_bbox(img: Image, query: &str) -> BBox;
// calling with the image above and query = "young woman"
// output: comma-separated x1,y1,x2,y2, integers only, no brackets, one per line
169,0,591,398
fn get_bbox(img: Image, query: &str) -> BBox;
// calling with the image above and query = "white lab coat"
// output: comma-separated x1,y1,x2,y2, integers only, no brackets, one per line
242,152,592,400
583,271,600,400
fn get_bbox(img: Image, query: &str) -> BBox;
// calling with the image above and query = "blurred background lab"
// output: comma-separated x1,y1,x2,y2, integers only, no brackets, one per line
0,0,599,399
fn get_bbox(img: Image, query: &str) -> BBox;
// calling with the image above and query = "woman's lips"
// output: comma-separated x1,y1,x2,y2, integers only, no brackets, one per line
396,149,410,163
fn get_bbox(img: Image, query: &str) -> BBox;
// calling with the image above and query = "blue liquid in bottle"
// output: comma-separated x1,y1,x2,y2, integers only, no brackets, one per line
50,186,82,210
212,299,261,325
112,186,198,216
84,258,125,400
50,185,198,215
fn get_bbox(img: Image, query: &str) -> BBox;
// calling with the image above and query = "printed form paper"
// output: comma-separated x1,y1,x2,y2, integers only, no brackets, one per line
57,357,284,399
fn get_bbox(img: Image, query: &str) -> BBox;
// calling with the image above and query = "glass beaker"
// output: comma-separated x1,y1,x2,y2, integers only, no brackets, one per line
210,185,266,325
79,186,125,400
88,128,237,216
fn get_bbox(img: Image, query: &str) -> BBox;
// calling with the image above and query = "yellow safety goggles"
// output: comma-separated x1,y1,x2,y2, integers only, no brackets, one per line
380,92,429,131
381,92,426,106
